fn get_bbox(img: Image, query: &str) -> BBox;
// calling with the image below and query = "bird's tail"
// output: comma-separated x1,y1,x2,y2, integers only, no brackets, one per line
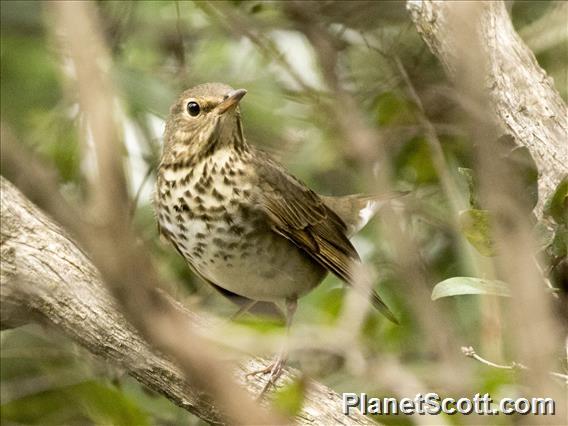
371,289,399,324
322,191,409,236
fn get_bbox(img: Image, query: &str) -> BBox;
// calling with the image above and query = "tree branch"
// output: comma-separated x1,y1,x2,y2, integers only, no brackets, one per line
407,0,568,217
0,176,375,426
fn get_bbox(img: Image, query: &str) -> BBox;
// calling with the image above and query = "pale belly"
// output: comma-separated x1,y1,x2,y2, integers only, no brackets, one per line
156,149,326,302
160,212,325,302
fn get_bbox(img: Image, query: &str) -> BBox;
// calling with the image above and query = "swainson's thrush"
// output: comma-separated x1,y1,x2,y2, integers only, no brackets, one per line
155,83,399,390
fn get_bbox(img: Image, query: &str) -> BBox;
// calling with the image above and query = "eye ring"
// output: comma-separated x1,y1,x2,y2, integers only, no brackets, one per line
186,101,201,117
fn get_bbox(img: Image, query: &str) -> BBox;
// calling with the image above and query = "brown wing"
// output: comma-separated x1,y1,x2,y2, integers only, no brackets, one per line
253,152,359,284
253,150,399,324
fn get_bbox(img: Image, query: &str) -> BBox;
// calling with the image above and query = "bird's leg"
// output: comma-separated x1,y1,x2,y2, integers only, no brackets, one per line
246,297,297,396
229,299,258,321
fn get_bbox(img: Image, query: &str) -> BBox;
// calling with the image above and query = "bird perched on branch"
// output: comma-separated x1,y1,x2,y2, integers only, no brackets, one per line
155,82,400,393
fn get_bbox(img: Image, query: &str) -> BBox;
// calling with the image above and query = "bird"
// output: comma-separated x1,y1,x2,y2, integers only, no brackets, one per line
155,82,399,392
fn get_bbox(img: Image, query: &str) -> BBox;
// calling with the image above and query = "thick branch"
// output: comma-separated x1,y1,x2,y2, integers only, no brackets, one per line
407,0,568,216
0,177,375,426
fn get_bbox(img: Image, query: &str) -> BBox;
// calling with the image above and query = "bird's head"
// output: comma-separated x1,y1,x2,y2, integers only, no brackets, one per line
162,82,247,163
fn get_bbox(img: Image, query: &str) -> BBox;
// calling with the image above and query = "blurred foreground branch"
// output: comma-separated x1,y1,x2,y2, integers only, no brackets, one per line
408,1,566,411
407,0,568,217
0,176,376,426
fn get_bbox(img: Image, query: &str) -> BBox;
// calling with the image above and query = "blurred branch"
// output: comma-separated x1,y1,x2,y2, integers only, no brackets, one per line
50,2,280,424
407,0,568,217
282,1,462,367
0,176,377,426
407,0,565,410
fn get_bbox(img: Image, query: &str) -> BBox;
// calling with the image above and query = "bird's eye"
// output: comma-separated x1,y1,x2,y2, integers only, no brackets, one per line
186,101,201,117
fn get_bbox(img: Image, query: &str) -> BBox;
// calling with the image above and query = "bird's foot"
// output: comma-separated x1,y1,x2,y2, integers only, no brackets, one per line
246,356,286,397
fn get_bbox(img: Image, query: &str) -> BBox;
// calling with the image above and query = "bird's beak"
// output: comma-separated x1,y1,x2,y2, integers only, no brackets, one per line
217,89,247,114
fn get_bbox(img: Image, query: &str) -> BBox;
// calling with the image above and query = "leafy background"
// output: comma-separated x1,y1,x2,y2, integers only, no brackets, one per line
1,1,566,425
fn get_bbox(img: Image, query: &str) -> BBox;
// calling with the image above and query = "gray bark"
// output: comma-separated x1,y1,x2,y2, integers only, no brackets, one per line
0,177,375,426
407,0,568,216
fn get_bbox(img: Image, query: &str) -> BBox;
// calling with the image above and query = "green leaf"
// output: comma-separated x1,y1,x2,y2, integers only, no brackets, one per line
458,167,478,208
432,277,512,300
534,220,555,250
549,225,568,258
72,381,150,426
272,377,306,417
1,381,150,426
544,176,568,225
459,209,496,256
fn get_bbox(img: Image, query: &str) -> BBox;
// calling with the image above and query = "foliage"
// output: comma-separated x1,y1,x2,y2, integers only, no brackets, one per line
1,1,566,424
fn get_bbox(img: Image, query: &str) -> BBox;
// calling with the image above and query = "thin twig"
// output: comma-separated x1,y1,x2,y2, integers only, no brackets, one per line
462,346,568,383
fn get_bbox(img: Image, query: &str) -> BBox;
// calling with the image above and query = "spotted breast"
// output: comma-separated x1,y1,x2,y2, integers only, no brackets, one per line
155,147,325,302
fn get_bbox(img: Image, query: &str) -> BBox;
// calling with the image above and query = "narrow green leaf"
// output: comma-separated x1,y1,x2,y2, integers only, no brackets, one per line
544,176,568,225
432,277,512,300
458,167,478,208
459,209,496,256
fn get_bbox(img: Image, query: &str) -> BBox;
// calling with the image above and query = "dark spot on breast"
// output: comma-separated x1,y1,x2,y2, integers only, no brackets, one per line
212,237,226,248
212,188,225,201
195,182,206,194
222,211,233,225
210,205,225,214
239,204,251,220
195,232,206,239
233,188,241,195
184,189,192,197
229,224,245,236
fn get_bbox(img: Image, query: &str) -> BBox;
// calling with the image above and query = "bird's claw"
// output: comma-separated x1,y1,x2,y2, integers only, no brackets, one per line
246,358,286,398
